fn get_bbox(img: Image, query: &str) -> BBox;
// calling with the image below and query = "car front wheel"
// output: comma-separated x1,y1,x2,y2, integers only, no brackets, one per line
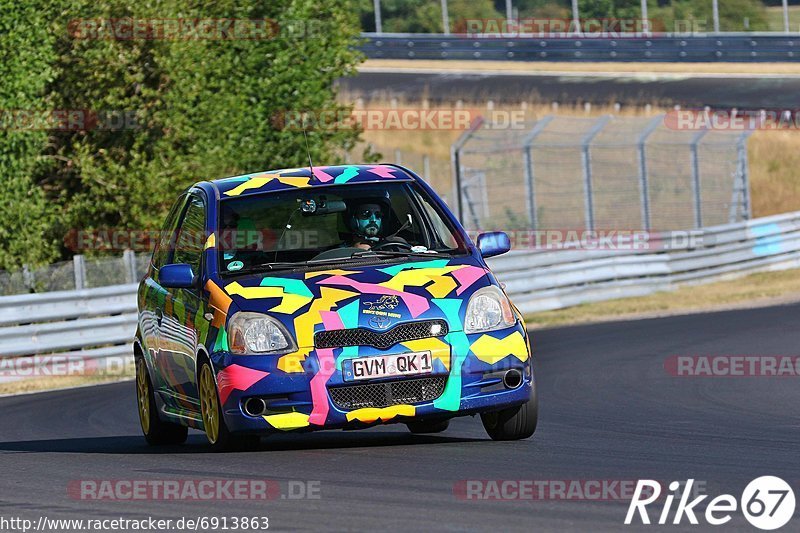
480,382,538,441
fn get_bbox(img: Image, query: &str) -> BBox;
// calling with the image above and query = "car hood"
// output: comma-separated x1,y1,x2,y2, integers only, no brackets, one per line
216,255,491,348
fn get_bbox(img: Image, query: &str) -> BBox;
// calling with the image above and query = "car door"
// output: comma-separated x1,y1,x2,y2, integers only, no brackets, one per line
142,193,187,393
158,192,207,407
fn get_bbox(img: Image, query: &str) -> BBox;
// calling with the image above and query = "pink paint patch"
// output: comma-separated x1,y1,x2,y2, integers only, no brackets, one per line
320,310,345,331
216,364,269,405
311,167,335,183
317,276,429,317
453,265,486,295
365,165,398,179
309,348,335,425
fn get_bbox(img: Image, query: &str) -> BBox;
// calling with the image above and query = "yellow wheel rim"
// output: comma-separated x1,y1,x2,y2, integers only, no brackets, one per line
200,365,220,444
136,360,150,434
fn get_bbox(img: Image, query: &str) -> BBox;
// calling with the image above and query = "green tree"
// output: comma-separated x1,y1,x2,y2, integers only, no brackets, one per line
0,2,59,270
33,0,365,258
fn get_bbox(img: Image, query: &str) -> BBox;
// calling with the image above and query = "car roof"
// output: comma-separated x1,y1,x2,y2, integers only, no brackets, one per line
203,164,416,199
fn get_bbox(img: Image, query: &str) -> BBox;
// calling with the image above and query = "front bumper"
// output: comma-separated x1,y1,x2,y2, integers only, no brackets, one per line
211,323,533,434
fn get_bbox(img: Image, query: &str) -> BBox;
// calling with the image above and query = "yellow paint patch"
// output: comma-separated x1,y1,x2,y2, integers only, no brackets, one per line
223,174,311,196
263,412,310,430
304,269,359,279
277,287,358,373
204,233,216,250
224,281,313,314
470,330,529,364
345,404,415,423
401,337,451,371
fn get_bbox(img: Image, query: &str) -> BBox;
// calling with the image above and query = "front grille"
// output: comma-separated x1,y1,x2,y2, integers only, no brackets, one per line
329,376,447,410
315,319,448,349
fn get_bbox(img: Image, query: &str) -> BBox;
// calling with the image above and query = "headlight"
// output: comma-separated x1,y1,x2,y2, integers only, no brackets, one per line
464,286,516,333
227,312,297,355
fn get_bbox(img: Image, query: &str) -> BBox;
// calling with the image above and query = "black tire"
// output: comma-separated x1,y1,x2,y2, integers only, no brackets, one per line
136,357,188,446
198,360,259,452
406,419,450,434
480,382,538,441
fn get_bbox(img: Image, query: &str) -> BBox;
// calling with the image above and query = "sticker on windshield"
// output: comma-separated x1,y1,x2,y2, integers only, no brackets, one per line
227,260,244,271
411,245,429,253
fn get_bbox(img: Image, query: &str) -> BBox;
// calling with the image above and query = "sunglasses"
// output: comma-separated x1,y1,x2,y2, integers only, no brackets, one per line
356,209,383,220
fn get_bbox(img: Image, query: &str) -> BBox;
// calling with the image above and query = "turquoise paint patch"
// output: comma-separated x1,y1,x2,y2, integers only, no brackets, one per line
338,299,360,327
259,277,313,297
431,298,467,411
333,166,361,184
380,259,450,276
335,300,361,370
751,223,784,256
213,327,229,352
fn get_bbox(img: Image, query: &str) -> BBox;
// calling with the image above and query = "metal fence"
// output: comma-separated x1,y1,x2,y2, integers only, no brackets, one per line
452,114,752,232
0,251,150,297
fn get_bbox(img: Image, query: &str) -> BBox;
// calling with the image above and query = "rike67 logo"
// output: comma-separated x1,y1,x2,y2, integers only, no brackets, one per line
625,477,795,530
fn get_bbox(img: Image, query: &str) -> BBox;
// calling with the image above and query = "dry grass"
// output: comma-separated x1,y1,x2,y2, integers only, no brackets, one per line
362,59,800,76
526,268,800,329
348,98,800,218
0,373,133,397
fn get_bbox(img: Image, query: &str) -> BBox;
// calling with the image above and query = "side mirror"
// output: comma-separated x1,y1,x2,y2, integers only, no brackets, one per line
159,263,196,289
477,231,511,258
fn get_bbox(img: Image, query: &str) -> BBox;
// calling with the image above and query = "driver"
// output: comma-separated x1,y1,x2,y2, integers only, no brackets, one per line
348,201,385,250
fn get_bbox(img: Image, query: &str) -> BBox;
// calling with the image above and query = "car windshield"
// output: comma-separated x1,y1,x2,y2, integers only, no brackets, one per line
217,181,465,274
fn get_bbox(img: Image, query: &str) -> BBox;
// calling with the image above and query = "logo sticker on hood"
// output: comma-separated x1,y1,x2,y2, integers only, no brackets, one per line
362,295,401,324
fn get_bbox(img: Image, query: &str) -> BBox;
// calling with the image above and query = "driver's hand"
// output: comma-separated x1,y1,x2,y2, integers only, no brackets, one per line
354,241,371,250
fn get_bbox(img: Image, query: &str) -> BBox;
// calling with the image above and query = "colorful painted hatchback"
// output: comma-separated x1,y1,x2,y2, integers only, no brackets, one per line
135,164,537,450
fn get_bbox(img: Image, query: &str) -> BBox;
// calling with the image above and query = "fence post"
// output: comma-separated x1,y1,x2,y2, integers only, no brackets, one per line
581,115,611,231
522,115,554,230
637,115,664,232
394,149,402,165
739,130,753,220
690,129,709,229
73,254,86,290
123,249,138,284
450,117,484,224
422,154,431,182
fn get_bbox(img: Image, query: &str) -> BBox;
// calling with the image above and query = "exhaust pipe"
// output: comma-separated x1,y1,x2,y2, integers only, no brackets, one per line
503,369,523,389
243,397,267,417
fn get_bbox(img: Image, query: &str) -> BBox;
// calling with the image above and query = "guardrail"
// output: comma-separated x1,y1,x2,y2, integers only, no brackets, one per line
487,210,800,314
1,210,799,380
361,34,800,62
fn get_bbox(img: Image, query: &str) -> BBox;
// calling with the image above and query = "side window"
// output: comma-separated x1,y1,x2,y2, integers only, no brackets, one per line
173,195,207,272
152,194,187,269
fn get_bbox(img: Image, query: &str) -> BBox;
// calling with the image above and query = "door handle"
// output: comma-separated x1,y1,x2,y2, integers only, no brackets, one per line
155,308,163,326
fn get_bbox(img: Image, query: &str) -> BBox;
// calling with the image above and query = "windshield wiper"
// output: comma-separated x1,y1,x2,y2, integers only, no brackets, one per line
351,250,452,260
229,257,348,274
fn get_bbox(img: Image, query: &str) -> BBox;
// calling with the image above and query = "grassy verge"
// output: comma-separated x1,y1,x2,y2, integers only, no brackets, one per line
362,59,800,75
766,6,800,32
0,371,133,397
526,268,800,329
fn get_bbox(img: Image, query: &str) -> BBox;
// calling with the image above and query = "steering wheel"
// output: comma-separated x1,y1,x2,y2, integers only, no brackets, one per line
371,239,414,251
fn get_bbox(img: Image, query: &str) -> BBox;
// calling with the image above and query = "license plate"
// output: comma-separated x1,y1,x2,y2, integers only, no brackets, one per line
343,351,433,382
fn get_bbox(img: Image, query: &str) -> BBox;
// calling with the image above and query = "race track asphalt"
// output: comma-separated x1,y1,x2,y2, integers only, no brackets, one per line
340,70,800,108
1,302,798,532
